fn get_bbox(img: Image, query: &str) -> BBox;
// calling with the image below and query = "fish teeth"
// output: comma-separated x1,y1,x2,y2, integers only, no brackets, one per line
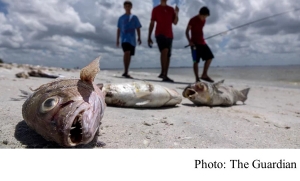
71,127,75,130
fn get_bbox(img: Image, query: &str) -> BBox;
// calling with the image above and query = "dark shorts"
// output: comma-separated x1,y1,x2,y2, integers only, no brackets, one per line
155,35,173,58
122,42,135,56
190,44,214,63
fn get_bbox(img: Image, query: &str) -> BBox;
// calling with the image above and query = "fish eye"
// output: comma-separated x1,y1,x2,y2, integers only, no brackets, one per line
40,97,59,113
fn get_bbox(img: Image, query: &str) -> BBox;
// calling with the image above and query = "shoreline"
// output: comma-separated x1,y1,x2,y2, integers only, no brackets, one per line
2,61,300,70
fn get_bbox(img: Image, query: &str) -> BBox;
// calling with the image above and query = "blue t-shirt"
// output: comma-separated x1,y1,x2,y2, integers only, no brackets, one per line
117,14,142,47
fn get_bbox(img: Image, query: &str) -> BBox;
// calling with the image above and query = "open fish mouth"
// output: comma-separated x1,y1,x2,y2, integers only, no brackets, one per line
69,111,84,145
184,88,197,98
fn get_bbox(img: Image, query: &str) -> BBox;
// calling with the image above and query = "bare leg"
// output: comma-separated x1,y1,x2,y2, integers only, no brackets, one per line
159,56,163,77
160,48,169,77
123,51,131,75
202,59,212,77
201,59,214,82
160,49,174,82
165,57,171,76
193,62,200,82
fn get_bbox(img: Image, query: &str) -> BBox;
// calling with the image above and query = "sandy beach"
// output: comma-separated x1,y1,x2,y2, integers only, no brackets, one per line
0,62,299,149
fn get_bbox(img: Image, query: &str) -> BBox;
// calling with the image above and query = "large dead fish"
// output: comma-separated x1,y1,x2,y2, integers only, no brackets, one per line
182,80,250,106
101,82,182,107
21,56,106,147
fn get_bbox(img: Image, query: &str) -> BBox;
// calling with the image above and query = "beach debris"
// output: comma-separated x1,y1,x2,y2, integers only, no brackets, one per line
96,141,106,147
21,56,106,147
101,82,182,108
143,121,152,126
174,142,179,146
2,140,8,145
181,137,192,140
182,80,250,106
273,124,291,130
28,69,64,79
15,72,29,79
143,140,150,146
0,63,12,69
160,120,168,124
159,119,173,125
155,131,162,135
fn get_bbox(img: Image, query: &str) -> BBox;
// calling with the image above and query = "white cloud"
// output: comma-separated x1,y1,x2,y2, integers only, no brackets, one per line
0,0,299,69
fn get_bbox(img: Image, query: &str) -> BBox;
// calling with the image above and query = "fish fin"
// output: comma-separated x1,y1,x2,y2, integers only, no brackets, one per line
213,79,225,88
216,89,223,94
164,88,182,105
10,89,32,101
80,56,101,83
20,89,32,96
135,91,151,98
135,100,150,106
240,88,250,103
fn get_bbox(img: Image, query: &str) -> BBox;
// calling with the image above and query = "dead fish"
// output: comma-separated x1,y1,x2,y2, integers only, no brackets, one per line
101,82,182,107
182,80,250,106
21,56,106,147
28,69,64,79
16,72,29,79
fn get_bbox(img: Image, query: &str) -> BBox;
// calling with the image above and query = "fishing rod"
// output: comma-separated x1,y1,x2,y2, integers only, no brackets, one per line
184,7,300,48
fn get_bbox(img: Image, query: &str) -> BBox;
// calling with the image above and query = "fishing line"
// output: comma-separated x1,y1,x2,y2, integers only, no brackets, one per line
184,8,300,48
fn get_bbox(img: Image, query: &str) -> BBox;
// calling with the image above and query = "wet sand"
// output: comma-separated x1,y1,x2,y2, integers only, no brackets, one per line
0,63,299,148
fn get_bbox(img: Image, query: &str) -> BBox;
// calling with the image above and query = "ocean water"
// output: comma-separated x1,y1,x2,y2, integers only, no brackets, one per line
128,65,300,89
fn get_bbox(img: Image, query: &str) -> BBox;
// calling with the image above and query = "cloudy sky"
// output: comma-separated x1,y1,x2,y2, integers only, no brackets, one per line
0,0,299,69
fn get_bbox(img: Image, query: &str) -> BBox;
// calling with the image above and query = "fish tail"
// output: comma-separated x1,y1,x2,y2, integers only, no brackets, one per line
80,56,101,83
240,88,250,103
165,88,182,105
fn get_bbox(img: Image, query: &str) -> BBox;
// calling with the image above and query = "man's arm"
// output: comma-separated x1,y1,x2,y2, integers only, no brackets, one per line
173,6,179,25
116,28,120,47
148,20,155,47
135,16,142,45
185,25,194,46
136,28,141,45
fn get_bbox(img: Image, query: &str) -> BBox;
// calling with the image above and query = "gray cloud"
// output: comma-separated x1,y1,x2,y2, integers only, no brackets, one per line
0,0,299,69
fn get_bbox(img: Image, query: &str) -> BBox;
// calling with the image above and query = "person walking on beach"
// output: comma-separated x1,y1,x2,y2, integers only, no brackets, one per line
148,0,179,82
185,6,214,83
117,1,142,78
